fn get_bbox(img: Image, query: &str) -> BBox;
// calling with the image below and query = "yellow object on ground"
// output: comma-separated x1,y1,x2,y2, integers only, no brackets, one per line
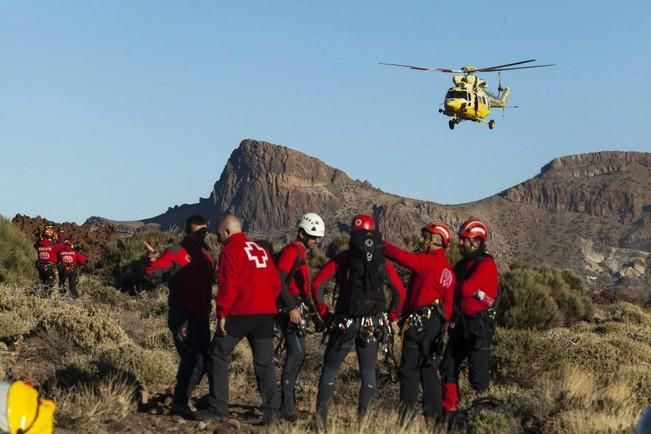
0,380,55,434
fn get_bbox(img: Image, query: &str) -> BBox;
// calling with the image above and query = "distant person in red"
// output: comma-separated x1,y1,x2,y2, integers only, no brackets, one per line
440,219,499,420
196,215,281,425
145,214,215,420
311,214,406,428
276,212,325,421
34,225,63,290
383,221,455,426
57,240,87,298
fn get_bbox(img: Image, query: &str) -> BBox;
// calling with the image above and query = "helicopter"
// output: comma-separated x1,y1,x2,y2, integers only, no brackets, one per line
379,59,554,130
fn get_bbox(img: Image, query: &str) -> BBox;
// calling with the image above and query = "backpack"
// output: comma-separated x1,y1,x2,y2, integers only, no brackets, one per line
346,229,387,316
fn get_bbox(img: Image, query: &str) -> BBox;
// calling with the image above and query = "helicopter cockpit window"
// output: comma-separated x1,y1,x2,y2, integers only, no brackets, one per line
446,90,469,100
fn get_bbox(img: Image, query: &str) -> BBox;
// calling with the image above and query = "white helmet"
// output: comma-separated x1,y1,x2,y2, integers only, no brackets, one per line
297,213,325,237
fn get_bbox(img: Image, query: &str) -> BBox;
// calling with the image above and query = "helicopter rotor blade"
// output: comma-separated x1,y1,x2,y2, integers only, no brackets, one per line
379,62,462,73
481,64,555,72
475,59,537,71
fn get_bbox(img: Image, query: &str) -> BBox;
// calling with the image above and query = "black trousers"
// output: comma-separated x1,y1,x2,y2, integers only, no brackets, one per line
206,314,280,422
168,306,210,405
399,314,443,423
315,318,379,426
440,316,495,411
58,268,79,297
277,315,306,416
38,265,56,288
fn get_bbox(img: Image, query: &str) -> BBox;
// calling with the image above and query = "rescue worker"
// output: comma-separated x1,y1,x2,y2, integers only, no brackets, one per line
276,212,325,421
34,225,62,290
383,221,455,426
440,219,499,419
57,240,87,298
196,215,281,425
145,215,215,419
311,214,406,428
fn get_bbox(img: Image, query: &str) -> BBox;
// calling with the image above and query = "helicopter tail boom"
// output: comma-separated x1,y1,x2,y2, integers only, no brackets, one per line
487,86,510,108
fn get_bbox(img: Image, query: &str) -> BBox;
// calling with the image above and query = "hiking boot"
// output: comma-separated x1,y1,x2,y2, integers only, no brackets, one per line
169,402,196,420
194,394,210,411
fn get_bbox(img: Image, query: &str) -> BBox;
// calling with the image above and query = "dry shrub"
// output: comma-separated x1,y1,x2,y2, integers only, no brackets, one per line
466,410,520,434
42,303,130,351
0,310,34,341
491,327,564,387
599,301,651,329
54,374,136,431
542,409,636,434
0,284,130,351
99,344,176,386
142,328,174,350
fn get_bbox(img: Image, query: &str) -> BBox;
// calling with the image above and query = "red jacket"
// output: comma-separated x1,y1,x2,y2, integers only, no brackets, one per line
145,237,216,315
58,246,87,270
35,238,63,265
277,241,312,308
311,251,406,322
384,242,455,321
216,232,281,318
454,255,499,317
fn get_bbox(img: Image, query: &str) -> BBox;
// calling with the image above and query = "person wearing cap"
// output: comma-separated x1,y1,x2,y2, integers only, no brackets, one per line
440,219,499,419
383,221,456,426
196,214,281,425
276,212,325,421
145,214,215,419
57,239,87,298
311,214,406,428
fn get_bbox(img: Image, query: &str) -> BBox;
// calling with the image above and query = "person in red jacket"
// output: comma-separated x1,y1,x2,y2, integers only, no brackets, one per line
383,221,455,426
440,219,499,419
276,212,325,421
57,240,87,298
34,228,63,290
311,214,406,428
197,215,281,425
145,215,215,419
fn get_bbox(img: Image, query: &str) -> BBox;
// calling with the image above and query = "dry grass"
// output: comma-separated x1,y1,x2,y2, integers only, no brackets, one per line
2,278,649,433
53,374,136,432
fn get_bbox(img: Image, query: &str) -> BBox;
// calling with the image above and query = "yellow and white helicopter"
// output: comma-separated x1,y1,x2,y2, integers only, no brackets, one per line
380,59,554,130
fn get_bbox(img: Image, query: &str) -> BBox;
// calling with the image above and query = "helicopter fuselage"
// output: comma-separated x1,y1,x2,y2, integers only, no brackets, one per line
439,73,510,129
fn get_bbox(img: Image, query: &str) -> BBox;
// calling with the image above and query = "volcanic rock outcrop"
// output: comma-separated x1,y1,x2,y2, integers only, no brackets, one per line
83,140,651,297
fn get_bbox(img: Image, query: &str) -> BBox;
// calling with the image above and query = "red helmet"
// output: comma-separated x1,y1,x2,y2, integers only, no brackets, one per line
422,221,452,248
459,219,488,241
351,214,376,232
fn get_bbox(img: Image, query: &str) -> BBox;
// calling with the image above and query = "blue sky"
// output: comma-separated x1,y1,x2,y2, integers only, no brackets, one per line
1,1,649,223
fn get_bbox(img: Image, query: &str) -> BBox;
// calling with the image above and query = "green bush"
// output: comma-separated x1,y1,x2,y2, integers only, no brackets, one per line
491,327,565,387
497,264,593,330
0,215,38,284
98,231,180,291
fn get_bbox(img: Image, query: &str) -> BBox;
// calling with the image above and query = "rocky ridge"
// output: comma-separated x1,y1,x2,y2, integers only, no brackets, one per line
78,141,651,297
